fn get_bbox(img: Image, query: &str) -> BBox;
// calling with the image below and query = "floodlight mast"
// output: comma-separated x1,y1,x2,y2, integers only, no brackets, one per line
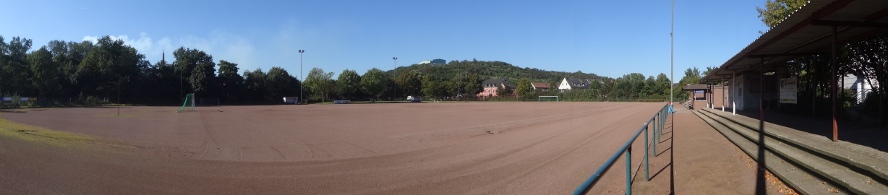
299,50,305,104
670,0,674,110
393,57,398,100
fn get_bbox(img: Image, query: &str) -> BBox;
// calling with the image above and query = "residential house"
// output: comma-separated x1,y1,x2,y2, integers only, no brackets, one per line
843,74,879,105
531,82,550,91
558,78,592,92
477,78,514,98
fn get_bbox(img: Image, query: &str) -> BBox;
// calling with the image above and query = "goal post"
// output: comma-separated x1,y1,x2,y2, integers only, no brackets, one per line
538,96,559,102
177,93,195,112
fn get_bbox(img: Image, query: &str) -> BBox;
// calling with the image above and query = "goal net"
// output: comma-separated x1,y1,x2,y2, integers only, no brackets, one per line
538,96,559,102
177,93,195,112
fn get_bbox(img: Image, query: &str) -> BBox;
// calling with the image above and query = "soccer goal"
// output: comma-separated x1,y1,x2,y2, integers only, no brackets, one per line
538,96,559,102
177,93,195,112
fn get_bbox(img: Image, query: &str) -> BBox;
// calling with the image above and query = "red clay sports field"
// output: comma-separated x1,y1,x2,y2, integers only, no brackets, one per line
0,102,665,194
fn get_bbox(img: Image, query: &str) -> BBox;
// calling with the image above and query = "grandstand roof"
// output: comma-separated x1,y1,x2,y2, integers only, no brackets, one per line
702,0,888,82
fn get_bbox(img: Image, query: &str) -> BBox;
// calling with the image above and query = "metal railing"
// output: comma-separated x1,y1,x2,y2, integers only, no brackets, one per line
574,103,671,195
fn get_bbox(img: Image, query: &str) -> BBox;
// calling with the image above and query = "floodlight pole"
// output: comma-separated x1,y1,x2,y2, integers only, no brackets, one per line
670,0,674,110
299,50,305,104
393,57,398,100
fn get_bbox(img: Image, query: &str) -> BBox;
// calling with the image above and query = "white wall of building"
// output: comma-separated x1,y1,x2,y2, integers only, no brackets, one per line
558,78,571,91
844,74,879,105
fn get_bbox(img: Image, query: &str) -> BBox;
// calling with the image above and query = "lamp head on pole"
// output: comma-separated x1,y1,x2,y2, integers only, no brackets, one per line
299,50,304,54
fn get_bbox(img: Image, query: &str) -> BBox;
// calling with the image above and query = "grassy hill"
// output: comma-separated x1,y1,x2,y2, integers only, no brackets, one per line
388,59,605,86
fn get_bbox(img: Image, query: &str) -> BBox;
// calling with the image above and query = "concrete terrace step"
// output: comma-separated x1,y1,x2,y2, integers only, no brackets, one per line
693,110,835,194
697,110,888,194
700,109,888,185
696,109,888,194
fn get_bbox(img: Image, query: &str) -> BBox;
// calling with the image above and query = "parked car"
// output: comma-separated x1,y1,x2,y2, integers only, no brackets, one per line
407,96,422,103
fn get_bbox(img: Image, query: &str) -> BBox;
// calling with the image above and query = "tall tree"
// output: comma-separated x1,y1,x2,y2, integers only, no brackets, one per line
656,73,672,97
464,73,482,97
643,76,657,98
756,0,807,28
0,36,34,95
337,69,361,99
217,60,245,103
171,48,216,97
267,67,299,102
77,36,143,99
588,79,602,100
243,68,269,103
304,67,334,102
28,47,60,97
395,70,422,96
421,75,448,99
514,78,532,98
361,68,387,102
145,59,179,104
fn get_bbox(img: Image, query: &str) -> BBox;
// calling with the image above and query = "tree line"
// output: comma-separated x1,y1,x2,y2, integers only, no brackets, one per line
0,35,306,106
1,35,698,107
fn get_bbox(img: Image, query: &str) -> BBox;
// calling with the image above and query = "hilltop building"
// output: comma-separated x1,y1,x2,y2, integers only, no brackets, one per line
418,59,446,65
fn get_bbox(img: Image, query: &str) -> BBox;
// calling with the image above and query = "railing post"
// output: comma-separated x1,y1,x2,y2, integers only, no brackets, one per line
653,113,657,156
626,146,632,195
644,125,649,181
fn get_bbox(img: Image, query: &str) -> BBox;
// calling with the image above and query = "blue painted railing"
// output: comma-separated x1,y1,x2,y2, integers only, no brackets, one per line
574,103,671,195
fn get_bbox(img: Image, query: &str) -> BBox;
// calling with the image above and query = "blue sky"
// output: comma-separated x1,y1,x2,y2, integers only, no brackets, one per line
0,0,768,79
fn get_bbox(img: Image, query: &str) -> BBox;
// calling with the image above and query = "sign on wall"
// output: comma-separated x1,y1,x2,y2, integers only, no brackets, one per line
780,77,798,104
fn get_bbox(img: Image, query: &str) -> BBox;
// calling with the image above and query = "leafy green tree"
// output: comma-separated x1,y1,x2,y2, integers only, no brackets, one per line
28,47,60,97
656,73,671,97
56,41,95,97
396,70,422,96
267,67,299,102
217,60,245,103
361,68,388,102
671,67,703,101
304,67,335,102
144,59,180,104
243,68,269,103
756,0,807,28
496,84,513,98
78,36,143,98
421,75,448,99
464,73,482,97
0,36,34,95
447,73,465,97
642,76,657,98
682,67,702,84
514,78,532,98
172,47,216,97
337,69,361,99
588,79,602,100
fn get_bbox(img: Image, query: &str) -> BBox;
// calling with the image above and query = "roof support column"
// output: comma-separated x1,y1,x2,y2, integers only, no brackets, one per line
831,25,839,142
709,85,713,109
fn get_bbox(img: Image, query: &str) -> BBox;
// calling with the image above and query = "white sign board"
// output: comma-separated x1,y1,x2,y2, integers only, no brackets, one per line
780,77,797,104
